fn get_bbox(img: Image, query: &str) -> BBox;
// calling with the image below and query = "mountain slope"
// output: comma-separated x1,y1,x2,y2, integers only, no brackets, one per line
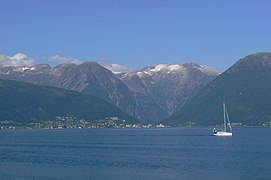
0,62,137,119
52,62,137,116
168,52,271,126
0,79,136,125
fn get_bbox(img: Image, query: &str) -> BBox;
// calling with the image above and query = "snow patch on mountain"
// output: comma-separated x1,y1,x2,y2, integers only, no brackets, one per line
149,64,166,72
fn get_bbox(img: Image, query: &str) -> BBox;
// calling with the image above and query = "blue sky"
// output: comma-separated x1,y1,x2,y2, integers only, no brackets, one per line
0,0,271,71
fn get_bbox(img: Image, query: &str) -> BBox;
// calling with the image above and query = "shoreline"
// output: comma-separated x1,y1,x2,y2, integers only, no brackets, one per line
1,126,270,131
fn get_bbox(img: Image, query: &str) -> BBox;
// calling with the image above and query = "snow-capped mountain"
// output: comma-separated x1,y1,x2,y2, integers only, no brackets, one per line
0,62,218,122
120,63,218,120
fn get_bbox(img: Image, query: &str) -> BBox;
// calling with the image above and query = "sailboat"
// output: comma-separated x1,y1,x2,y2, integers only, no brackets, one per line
213,103,233,136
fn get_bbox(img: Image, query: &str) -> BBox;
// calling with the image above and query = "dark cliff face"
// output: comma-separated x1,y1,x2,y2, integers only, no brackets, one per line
169,52,271,126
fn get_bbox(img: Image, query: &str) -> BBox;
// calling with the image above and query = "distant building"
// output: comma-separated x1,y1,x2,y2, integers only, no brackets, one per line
156,124,165,128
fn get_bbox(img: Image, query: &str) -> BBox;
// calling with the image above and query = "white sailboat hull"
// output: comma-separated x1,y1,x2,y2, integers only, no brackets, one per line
213,131,232,136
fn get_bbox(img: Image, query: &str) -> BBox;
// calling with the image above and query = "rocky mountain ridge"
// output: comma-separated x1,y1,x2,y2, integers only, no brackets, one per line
0,61,218,122
120,63,218,118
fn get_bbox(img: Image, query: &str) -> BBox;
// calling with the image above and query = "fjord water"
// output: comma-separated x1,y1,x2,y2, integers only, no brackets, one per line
0,128,271,180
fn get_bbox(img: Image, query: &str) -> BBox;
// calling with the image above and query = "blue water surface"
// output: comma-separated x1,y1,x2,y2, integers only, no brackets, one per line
0,128,271,180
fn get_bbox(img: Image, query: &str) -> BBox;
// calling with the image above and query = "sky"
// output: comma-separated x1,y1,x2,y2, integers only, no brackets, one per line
0,0,271,72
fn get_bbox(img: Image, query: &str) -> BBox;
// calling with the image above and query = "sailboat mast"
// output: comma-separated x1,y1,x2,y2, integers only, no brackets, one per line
225,106,232,132
223,103,226,132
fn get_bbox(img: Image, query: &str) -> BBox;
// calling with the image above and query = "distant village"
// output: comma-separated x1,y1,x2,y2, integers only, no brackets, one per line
1,116,271,130
0,116,169,130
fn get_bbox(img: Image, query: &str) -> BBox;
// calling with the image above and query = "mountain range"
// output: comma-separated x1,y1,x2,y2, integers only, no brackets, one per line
0,61,217,122
1,52,271,126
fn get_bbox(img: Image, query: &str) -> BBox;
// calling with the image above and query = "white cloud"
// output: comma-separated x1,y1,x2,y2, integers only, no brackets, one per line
0,53,35,66
98,62,132,74
48,55,132,73
48,55,82,64
200,65,220,75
